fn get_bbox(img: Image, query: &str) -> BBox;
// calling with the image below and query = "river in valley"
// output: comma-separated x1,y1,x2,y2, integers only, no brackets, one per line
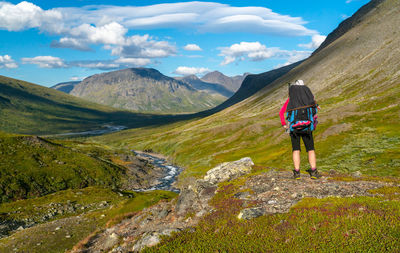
132,151,182,193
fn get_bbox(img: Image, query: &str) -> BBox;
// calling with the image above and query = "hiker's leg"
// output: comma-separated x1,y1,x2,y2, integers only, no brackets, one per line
290,132,301,170
308,150,316,169
302,132,316,169
293,150,301,170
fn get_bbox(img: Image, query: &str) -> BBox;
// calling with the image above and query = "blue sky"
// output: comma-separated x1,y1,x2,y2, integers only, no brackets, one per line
0,0,369,87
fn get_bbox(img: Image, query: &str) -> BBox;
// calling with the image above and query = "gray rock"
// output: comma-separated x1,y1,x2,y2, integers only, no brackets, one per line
203,157,254,184
102,233,120,251
133,229,180,252
237,207,265,220
157,209,170,219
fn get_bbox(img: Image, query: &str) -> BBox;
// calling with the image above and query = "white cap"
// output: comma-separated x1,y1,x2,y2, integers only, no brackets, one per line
294,80,305,85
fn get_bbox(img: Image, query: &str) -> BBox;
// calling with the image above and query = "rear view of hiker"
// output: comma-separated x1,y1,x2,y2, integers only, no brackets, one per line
279,80,321,179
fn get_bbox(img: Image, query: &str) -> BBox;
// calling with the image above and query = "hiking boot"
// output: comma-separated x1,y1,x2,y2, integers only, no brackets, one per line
293,169,301,180
306,168,322,179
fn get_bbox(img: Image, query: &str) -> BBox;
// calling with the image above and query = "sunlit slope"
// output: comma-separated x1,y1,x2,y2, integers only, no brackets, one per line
97,0,400,178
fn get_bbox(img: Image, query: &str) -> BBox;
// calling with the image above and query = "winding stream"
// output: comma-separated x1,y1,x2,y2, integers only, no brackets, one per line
51,125,127,137
133,151,183,193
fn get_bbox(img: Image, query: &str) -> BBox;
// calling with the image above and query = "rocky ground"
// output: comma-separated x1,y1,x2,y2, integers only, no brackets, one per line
0,200,111,239
73,158,396,252
119,153,166,191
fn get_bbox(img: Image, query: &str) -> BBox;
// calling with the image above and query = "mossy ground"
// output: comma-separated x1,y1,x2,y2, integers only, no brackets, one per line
0,187,177,252
0,132,134,203
144,179,400,252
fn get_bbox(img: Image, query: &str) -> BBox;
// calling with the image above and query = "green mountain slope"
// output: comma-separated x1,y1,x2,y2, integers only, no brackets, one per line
96,0,400,178
0,75,187,135
70,68,226,113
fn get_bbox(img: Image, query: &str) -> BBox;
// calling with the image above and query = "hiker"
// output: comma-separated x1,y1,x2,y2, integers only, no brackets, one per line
279,80,321,179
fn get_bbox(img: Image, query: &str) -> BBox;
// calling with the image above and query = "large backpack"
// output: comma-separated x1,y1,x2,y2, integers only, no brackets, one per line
286,105,318,133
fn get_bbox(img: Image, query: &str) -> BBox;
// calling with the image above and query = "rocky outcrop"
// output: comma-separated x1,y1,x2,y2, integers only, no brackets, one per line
203,157,254,184
74,157,255,252
234,169,387,217
74,158,393,252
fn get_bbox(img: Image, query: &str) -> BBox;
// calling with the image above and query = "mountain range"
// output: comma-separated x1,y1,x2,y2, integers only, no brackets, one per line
52,69,246,114
201,71,247,92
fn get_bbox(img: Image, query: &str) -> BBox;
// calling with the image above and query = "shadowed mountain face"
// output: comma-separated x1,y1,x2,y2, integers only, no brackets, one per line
51,81,80,93
98,0,400,178
70,68,226,113
176,75,234,98
205,61,302,113
201,71,247,92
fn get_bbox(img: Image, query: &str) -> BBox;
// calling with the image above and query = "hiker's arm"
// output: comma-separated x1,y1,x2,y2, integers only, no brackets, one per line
279,98,289,127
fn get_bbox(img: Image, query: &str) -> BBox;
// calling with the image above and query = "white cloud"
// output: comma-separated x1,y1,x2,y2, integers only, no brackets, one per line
68,22,127,45
218,42,279,65
21,56,66,68
110,34,176,58
70,61,119,70
1,2,317,36
219,41,312,66
51,37,92,51
184,44,202,51
174,66,211,76
51,22,127,51
298,34,327,49
0,1,62,32
20,55,151,70
0,55,18,68
70,76,82,81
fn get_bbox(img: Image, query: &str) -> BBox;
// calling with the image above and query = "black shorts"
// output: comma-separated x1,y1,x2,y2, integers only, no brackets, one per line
290,131,315,152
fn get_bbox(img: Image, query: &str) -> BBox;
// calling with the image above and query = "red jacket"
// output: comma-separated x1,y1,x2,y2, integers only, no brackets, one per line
279,98,289,126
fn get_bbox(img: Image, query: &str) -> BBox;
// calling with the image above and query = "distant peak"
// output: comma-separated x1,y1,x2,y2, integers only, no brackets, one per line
182,74,200,80
202,71,225,78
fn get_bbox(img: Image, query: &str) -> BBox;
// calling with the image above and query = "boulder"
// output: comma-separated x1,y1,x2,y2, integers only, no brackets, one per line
237,207,265,220
133,229,180,252
203,157,254,184
176,157,254,216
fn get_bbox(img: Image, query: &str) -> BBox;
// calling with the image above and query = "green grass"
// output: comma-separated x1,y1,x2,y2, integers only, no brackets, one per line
0,131,133,203
0,187,177,253
143,181,400,252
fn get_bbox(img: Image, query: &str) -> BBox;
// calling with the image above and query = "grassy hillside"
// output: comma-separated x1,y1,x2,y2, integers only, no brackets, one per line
94,0,400,180
0,75,183,135
0,131,149,203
